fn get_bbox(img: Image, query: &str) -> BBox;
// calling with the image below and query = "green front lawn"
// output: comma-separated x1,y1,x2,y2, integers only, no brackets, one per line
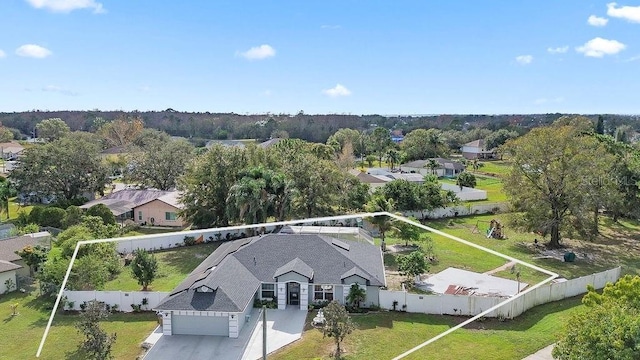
473,160,512,177
0,291,157,360
104,242,220,291
271,297,583,360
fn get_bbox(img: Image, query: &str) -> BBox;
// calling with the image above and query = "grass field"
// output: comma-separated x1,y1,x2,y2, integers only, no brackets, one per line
270,296,584,360
440,175,507,204
473,160,511,177
104,242,220,291
0,291,157,360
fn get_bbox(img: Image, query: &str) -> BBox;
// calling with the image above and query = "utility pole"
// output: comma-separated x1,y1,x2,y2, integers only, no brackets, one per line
262,305,267,360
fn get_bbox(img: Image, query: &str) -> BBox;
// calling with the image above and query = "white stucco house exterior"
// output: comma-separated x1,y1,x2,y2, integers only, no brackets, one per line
155,234,386,338
461,139,498,160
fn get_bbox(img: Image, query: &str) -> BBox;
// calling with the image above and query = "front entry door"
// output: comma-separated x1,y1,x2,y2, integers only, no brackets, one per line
287,282,300,305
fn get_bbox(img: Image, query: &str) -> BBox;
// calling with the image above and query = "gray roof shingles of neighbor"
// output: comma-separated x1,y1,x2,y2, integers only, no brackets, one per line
155,234,385,313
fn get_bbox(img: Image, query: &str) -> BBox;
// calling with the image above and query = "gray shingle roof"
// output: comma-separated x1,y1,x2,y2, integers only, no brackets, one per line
0,235,49,263
156,234,385,313
273,258,314,280
0,260,21,273
80,189,183,213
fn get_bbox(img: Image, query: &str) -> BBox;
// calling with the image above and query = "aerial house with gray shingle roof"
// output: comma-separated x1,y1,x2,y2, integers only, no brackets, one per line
155,233,385,337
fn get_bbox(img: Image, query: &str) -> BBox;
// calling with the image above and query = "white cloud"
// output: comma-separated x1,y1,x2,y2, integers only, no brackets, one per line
547,46,569,54
25,0,105,13
576,37,626,57
0,50,6,58
323,84,351,97
607,2,640,23
587,15,609,26
15,44,52,58
42,85,78,96
238,44,276,60
515,55,533,65
534,97,564,105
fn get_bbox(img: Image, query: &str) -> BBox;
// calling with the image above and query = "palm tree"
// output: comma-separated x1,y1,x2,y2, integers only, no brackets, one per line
386,149,400,170
425,159,439,176
0,180,15,220
426,130,445,158
346,284,366,309
365,195,395,249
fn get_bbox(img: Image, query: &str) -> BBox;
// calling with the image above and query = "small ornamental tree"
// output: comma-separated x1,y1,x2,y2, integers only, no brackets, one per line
397,251,428,286
456,172,476,189
130,249,158,291
86,204,116,225
75,300,117,360
15,244,48,276
322,300,355,359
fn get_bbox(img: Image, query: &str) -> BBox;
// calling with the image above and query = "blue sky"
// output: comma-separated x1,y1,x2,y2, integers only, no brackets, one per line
1,0,639,114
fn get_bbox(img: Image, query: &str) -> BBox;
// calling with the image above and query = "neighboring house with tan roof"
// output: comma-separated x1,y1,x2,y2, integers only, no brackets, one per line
80,189,186,227
0,232,51,293
0,142,24,161
461,139,497,160
155,233,385,337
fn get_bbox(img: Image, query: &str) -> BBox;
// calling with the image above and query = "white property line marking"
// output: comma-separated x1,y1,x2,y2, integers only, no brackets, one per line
35,212,559,359
36,212,386,357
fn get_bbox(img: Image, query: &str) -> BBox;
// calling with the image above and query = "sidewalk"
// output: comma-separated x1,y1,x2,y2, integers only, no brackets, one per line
522,344,554,360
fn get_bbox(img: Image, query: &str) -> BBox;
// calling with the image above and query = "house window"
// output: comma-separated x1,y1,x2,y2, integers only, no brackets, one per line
261,283,275,299
314,285,334,301
165,212,177,221
138,211,142,221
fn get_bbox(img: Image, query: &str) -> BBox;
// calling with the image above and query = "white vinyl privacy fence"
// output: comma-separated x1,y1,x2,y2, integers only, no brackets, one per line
62,290,170,312
379,267,621,318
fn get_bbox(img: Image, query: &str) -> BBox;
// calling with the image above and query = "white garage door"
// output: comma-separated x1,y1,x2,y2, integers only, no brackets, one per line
172,315,229,336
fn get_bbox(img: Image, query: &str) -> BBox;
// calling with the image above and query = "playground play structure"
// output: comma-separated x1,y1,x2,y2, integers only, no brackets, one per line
473,219,507,239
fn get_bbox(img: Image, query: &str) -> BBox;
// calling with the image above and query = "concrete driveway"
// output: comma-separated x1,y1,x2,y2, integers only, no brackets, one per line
242,308,307,360
144,308,307,360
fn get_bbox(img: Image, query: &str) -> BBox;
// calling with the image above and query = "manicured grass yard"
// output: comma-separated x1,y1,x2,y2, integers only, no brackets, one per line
0,291,157,360
104,242,220,291
440,175,507,204
473,160,511,177
270,296,584,360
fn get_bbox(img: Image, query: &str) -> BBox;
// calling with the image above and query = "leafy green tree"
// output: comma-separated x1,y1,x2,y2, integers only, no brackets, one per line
554,275,640,360
75,300,117,360
63,206,84,228
370,127,392,166
130,249,158,291
365,154,376,167
337,176,370,213
614,125,633,144
15,245,48,276
393,217,423,246
456,172,476,189
402,128,447,161
484,129,519,150
179,145,248,228
503,124,614,248
326,128,365,157
322,300,355,360
0,126,14,142
86,204,116,225
36,118,70,142
397,251,428,285
39,207,67,228
126,138,195,190
346,284,366,308
10,133,110,203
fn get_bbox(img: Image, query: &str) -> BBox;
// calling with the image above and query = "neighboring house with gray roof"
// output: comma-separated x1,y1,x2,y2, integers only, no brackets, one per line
155,234,385,337
0,232,51,293
80,189,186,227
461,139,498,160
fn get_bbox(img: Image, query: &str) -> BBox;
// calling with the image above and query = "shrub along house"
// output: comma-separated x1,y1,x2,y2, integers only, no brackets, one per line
154,233,385,337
